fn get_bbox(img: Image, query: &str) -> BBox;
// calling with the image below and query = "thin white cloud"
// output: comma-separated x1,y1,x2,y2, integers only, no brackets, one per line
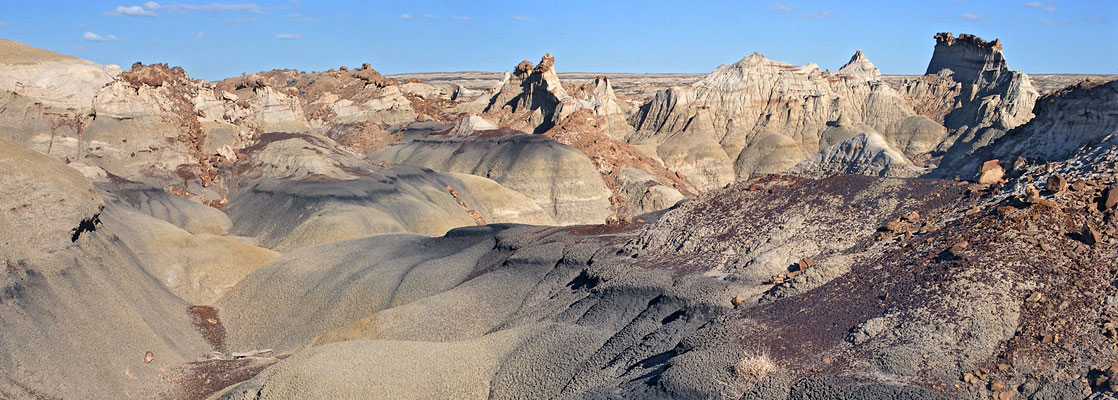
510,15,533,21
961,11,984,21
108,2,260,16
222,17,255,24
110,5,156,16
288,12,316,22
771,3,791,12
172,3,261,12
398,14,412,19
0,21,8,28
802,11,832,20
83,32,121,42
423,13,435,19
452,15,470,21
1083,15,1105,23
275,33,302,40
1024,2,1057,13
196,31,205,37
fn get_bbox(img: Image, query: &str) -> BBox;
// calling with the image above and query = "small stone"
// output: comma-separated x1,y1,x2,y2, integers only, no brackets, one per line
1013,156,1027,172
996,390,1016,400
1026,292,1044,302
884,219,906,232
798,258,815,269
1092,374,1109,388
951,241,969,255
1046,175,1067,193
731,296,743,306
1071,181,1087,192
989,380,1006,391
1025,184,1042,203
903,211,921,223
962,372,977,384
144,351,154,364
978,160,1004,185
605,214,619,225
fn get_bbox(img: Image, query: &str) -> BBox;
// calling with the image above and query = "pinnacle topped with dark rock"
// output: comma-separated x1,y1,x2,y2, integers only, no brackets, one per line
925,32,1009,84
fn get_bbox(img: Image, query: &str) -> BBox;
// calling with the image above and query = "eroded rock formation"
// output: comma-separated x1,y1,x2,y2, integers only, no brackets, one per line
630,50,942,187
903,32,1040,174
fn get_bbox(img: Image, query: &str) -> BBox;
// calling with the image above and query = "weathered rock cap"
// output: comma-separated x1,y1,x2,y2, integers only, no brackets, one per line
933,32,1002,50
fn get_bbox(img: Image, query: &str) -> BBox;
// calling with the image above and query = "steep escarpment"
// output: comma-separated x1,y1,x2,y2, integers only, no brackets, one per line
925,33,1008,84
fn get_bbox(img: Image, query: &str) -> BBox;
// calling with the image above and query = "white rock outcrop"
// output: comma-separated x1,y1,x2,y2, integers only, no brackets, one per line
631,50,942,184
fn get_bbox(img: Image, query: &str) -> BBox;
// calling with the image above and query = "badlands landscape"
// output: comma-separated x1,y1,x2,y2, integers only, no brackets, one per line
0,30,1117,400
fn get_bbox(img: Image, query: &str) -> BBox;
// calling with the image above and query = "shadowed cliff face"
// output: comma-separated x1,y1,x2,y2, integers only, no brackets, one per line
910,33,1040,175
925,33,1007,84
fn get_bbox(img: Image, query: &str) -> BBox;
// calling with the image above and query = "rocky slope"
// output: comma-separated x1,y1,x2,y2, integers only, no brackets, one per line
206,164,1117,400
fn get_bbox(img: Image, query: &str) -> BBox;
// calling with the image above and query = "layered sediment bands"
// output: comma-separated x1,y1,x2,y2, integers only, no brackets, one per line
228,132,556,249
985,79,1118,164
369,133,613,225
630,51,940,184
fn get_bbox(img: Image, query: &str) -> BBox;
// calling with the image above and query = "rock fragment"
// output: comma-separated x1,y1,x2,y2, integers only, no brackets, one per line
978,159,1004,185
1046,174,1067,193
1103,186,1118,210
1082,224,1101,246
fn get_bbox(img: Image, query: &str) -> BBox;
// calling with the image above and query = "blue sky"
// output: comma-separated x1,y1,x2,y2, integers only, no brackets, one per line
0,0,1115,80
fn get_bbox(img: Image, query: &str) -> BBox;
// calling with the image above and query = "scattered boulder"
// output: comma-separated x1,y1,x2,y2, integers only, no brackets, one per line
1103,185,1118,210
1081,224,1101,246
978,159,1004,185
1045,174,1066,193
